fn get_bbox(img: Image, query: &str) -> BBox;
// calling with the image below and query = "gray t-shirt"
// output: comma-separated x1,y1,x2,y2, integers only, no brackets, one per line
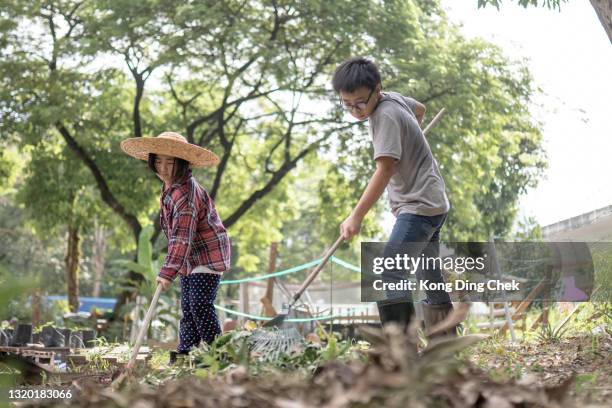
369,91,450,217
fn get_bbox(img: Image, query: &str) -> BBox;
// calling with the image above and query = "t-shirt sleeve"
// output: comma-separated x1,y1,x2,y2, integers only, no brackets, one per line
372,111,402,161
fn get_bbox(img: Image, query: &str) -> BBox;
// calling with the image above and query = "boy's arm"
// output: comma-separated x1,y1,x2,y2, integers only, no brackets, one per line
340,156,396,240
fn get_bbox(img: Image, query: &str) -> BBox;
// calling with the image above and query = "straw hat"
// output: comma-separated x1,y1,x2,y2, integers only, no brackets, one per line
120,132,219,168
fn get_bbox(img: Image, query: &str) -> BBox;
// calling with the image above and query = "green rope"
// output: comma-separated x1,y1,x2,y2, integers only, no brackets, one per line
330,256,361,272
214,304,344,322
220,258,322,284
219,256,361,285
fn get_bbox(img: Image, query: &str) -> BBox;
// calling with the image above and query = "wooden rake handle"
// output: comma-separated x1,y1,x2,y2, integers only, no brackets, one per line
291,235,344,305
422,108,445,135
125,282,163,370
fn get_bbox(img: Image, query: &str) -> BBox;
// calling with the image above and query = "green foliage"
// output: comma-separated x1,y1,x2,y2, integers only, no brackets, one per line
477,0,567,10
0,271,37,319
512,216,543,241
114,224,179,337
536,321,570,343
0,147,20,194
143,327,365,385
574,373,598,393
377,2,546,240
1,0,547,279
590,245,612,302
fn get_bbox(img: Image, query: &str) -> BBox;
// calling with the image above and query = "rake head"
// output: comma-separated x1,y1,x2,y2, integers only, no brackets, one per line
248,327,304,361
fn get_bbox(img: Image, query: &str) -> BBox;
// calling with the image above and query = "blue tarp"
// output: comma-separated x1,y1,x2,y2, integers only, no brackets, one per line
44,296,117,313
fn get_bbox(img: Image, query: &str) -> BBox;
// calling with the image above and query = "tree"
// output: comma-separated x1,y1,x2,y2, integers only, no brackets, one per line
478,0,611,44
589,0,612,42
477,0,567,10
16,141,99,312
1,0,547,313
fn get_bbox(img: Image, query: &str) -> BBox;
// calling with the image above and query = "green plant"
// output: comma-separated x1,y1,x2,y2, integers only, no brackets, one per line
536,321,569,343
113,225,180,340
0,272,37,387
575,373,598,393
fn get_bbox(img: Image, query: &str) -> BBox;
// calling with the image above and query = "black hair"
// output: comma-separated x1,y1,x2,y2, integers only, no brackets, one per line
332,57,381,93
148,153,190,181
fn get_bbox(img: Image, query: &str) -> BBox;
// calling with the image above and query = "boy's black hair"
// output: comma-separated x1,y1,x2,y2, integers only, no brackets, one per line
332,57,381,93
148,153,190,181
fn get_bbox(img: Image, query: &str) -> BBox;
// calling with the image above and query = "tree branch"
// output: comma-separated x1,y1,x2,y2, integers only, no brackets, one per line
421,85,455,104
55,122,142,241
223,124,354,228
210,119,244,199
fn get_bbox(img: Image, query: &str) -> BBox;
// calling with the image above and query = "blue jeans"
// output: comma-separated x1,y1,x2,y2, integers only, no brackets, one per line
378,212,451,306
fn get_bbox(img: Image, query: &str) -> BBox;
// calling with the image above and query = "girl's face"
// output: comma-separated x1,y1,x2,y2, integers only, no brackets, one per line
155,154,176,185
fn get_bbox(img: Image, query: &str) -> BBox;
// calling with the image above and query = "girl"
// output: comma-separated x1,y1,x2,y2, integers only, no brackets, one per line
121,131,231,362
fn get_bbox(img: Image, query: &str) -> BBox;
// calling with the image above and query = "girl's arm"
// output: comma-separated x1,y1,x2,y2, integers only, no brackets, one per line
158,201,198,282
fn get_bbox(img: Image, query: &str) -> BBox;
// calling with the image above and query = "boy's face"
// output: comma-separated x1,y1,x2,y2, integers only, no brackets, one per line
155,154,176,185
339,85,381,121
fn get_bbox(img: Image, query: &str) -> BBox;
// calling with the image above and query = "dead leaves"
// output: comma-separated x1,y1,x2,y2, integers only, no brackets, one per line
21,327,611,408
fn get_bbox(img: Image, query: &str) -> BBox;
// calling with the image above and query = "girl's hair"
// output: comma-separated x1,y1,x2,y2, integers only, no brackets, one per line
332,57,381,93
148,153,190,181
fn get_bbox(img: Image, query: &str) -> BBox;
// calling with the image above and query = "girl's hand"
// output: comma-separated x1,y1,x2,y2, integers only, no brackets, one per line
156,276,172,291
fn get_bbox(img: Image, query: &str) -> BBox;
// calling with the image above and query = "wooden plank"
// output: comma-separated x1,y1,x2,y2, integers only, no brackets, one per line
500,278,547,334
476,321,506,329
67,355,88,365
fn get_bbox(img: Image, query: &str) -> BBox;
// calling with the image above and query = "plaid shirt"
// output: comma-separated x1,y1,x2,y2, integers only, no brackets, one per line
158,169,231,281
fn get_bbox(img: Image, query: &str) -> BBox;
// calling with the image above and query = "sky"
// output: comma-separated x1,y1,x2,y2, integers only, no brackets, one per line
442,0,612,228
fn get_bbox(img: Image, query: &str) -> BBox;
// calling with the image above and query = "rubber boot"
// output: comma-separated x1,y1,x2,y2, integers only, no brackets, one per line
422,301,458,339
377,301,415,332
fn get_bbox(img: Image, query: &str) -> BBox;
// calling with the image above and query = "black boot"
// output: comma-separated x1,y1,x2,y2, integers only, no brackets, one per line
377,301,415,332
169,350,190,365
422,301,458,339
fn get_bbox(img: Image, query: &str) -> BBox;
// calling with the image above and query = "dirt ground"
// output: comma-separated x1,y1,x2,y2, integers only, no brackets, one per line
467,332,612,406
12,327,609,408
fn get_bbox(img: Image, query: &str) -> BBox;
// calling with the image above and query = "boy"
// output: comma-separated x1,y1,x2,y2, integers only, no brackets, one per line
332,57,455,337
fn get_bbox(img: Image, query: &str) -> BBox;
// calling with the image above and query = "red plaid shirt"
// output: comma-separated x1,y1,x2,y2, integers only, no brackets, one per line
158,169,231,281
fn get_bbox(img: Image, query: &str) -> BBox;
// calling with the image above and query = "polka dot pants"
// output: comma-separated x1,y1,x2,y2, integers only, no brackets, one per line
177,273,221,352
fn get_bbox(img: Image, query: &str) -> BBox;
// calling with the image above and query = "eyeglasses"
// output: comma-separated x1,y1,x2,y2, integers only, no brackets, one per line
341,89,375,112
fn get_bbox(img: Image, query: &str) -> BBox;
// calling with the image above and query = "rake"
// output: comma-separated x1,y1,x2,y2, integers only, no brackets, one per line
245,236,344,356
248,327,304,361
264,235,344,328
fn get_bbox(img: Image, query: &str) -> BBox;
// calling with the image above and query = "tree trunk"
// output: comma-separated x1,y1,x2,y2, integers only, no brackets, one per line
91,219,108,297
31,290,41,328
590,0,612,43
65,225,81,313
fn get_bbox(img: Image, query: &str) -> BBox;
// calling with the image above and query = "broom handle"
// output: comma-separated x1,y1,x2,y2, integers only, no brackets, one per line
126,283,163,370
291,236,344,305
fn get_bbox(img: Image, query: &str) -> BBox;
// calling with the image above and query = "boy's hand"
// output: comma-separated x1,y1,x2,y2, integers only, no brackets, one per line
340,214,362,240
156,276,172,291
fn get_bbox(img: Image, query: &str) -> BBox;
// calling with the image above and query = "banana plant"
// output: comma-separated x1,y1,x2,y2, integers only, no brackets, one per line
114,225,179,340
